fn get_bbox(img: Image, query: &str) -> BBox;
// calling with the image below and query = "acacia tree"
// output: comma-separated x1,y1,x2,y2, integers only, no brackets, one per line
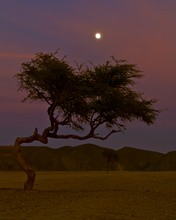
14,52,159,190
103,149,119,173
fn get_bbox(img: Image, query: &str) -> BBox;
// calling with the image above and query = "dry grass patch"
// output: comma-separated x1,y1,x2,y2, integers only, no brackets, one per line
0,171,176,219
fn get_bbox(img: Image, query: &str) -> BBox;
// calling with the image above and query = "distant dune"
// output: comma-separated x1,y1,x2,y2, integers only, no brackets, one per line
0,144,176,171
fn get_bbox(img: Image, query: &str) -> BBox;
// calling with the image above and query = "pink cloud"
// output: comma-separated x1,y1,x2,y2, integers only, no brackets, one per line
0,53,33,59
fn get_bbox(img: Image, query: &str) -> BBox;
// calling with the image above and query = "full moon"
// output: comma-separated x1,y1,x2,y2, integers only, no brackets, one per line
95,33,101,39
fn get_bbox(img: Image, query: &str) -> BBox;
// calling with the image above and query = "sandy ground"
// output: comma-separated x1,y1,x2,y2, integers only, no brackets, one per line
0,171,176,219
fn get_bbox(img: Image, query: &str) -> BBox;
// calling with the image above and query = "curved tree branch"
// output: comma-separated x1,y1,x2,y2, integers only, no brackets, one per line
48,128,121,140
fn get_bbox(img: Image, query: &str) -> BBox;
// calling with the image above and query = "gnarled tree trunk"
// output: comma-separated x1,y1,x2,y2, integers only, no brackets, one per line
14,128,49,191
14,149,36,190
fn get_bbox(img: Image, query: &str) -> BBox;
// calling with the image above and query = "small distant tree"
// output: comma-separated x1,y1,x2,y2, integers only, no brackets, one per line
14,51,159,190
103,149,119,173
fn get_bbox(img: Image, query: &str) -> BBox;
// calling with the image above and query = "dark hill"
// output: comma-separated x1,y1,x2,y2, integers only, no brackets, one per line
117,147,163,171
0,144,113,171
54,144,109,171
155,151,176,171
0,144,175,171
0,146,19,170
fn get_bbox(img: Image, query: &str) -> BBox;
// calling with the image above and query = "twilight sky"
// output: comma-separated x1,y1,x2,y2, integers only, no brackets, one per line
0,0,176,153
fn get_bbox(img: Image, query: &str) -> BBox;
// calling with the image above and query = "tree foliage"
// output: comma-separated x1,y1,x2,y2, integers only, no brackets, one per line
15,52,159,142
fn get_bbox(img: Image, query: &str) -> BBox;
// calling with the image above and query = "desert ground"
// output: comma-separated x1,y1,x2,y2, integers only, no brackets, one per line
0,171,176,219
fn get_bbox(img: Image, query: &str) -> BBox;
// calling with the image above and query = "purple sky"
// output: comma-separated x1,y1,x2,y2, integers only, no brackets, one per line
0,0,176,153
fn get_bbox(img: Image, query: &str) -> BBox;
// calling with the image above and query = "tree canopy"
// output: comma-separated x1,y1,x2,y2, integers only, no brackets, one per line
15,52,159,143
